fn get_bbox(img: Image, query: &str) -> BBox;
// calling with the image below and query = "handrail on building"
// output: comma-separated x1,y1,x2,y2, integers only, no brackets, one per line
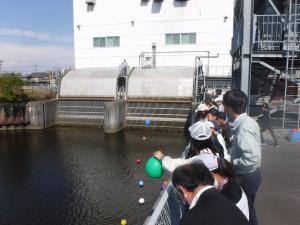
254,14,300,52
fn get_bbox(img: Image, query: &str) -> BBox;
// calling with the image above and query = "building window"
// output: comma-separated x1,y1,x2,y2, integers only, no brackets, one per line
100,37,106,47
181,33,196,44
165,33,196,45
93,37,101,47
93,36,120,48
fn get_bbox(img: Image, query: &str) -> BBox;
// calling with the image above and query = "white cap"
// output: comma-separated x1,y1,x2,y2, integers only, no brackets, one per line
214,96,223,102
192,153,219,171
189,121,212,141
206,121,214,128
195,103,209,112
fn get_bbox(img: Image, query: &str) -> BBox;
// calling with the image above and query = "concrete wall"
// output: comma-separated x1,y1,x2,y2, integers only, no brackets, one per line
73,0,233,71
59,69,118,98
127,67,194,98
26,100,57,129
104,100,127,133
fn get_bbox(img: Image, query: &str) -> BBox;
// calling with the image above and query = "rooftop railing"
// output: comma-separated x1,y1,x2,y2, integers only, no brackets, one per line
254,14,300,52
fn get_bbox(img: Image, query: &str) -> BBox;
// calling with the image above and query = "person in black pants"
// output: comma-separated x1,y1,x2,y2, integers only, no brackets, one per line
223,90,262,225
258,103,279,147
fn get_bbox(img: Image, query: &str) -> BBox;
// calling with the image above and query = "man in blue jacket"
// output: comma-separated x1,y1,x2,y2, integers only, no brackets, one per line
223,90,262,225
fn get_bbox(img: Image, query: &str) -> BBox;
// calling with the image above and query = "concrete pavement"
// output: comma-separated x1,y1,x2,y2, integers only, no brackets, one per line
256,129,300,225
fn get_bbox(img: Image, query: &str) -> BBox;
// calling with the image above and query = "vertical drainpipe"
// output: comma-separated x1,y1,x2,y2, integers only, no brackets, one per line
152,43,156,68
247,0,255,114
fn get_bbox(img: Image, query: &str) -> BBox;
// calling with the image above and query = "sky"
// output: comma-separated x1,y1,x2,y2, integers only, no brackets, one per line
0,0,74,74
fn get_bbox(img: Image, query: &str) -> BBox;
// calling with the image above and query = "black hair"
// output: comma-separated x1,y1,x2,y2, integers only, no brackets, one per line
216,89,222,96
172,163,214,192
262,103,269,109
187,138,219,158
203,99,216,107
223,90,248,114
196,110,208,121
207,108,219,118
218,111,227,121
213,158,235,180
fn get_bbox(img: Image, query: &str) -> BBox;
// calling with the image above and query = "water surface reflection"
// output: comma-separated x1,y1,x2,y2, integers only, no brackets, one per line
0,128,186,225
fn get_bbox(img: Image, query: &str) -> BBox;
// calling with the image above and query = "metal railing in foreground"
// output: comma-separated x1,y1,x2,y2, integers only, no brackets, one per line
143,183,185,225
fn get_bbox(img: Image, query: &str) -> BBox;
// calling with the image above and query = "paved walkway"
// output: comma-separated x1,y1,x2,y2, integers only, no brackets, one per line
257,129,300,225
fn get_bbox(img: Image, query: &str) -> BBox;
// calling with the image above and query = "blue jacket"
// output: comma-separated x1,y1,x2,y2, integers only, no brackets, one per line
231,113,261,175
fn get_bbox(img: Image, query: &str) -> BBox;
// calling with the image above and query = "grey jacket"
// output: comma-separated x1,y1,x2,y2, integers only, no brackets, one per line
231,113,261,175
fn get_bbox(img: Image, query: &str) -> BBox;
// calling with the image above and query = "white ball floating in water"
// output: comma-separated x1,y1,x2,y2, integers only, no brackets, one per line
142,136,146,140
138,198,145,204
138,180,144,187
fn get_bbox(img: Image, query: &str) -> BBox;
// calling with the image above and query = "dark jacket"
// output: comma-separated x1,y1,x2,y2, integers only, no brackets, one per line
259,110,271,129
221,179,242,204
180,188,249,225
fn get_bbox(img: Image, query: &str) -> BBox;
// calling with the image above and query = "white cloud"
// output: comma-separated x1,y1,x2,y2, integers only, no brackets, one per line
0,28,72,42
0,42,74,74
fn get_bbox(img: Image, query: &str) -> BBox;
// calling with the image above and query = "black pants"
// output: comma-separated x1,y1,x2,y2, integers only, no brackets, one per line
261,125,278,145
238,169,262,225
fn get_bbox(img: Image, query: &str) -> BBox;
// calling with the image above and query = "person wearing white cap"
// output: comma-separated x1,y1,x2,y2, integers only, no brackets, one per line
195,103,210,121
153,121,219,172
191,154,249,220
172,163,249,225
214,95,225,112
210,157,249,220
158,152,249,220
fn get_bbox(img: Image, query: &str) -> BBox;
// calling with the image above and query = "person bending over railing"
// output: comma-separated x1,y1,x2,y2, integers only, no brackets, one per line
171,163,249,225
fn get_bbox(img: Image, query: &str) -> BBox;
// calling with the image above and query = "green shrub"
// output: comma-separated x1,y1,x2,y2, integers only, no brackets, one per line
0,73,26,102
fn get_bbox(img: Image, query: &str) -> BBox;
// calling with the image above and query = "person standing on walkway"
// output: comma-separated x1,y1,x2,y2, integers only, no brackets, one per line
223,90,262,225
258,103,279,147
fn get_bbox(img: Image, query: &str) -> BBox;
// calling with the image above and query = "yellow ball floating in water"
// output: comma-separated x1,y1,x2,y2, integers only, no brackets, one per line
121,219,127,225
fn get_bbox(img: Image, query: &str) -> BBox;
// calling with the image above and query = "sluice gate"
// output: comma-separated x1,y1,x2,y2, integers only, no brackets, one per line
56,67,196,130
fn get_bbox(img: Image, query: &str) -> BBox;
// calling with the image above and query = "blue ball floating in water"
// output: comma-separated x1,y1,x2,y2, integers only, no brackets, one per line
144,119,151,125
139,180,144,187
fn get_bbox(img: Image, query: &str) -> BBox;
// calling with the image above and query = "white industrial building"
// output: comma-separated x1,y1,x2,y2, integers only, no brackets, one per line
73,0,233,76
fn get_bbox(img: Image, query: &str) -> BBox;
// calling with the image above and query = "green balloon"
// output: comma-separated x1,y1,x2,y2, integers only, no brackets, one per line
145,157,164,179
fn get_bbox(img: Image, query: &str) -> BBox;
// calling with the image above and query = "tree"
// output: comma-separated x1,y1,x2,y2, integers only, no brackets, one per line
0,73,25,102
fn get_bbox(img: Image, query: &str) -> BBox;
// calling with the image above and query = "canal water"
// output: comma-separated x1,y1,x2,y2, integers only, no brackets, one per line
0,128,186,225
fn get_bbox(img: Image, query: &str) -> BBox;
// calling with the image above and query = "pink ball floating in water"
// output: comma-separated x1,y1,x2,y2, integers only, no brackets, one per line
136,159,141,165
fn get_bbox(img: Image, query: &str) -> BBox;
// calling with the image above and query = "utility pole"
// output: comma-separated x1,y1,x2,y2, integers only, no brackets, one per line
0,60,3,74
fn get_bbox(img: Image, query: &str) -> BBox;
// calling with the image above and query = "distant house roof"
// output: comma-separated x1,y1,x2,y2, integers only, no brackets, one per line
30,72,50,78
23,72,50,80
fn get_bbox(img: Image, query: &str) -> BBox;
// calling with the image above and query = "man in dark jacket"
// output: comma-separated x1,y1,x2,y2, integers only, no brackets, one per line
258,103,279,147
172,163,249,225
